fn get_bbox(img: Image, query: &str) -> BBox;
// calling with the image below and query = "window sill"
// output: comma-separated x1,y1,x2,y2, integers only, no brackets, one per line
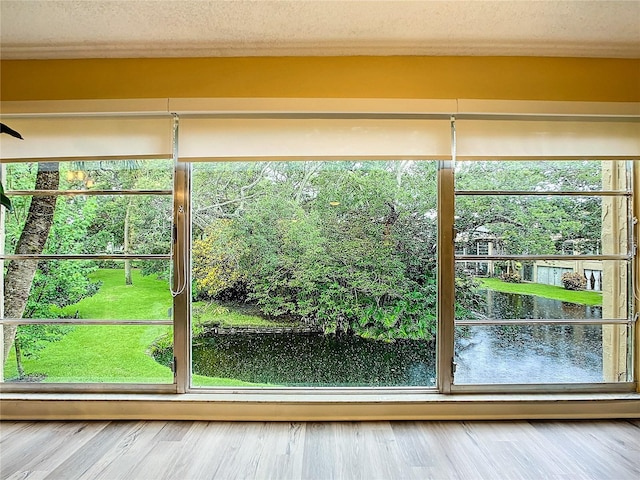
1,391,638,421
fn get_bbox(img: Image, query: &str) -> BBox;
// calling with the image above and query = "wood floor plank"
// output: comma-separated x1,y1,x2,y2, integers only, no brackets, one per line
80,421,169,480
301,422,338,479
271,422,306,480
1,420,639,480
1,422,110,479
0,422,31,438
166,421,241,480
5,470,50,480
41,422,143,480
528,421,640,480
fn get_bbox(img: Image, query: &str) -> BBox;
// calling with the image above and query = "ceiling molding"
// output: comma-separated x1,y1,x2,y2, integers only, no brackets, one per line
2,40,639,61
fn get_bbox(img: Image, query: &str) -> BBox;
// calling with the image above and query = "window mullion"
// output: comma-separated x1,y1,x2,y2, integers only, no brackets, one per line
437,119,456,393
173,120,191,393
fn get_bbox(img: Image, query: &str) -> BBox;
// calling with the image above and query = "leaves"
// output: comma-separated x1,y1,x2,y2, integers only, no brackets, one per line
0,182,11,211
0,122,24,140
192,161,441,340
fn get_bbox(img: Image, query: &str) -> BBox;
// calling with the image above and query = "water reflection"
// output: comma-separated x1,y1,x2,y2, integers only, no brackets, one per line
189,291,609,386
456,291,604,384
483,289,602,320
192,333,436,387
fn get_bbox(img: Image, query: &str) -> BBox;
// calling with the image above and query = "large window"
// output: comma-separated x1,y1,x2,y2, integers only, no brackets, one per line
190,160,439,387
0,113,636,395
1,116,175,388
454,160,632,386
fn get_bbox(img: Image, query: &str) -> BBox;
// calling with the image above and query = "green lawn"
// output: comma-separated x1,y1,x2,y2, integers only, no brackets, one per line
4,269,173,383
3,269,273,386
479,278,602,306
192,301,297,328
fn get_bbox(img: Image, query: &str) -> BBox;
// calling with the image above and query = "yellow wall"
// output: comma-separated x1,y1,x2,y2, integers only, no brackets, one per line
1,56,639,102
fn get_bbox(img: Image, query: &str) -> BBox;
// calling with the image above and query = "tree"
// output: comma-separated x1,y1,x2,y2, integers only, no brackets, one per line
191,160,448,340
3,162,106,374
193,219,248,298
76,160,173,283
3,162,59,364
454,161,602,258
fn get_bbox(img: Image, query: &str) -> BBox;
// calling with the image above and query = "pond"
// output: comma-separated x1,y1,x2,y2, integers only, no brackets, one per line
455,290,605,384
192,333,436,387
188,291,606,387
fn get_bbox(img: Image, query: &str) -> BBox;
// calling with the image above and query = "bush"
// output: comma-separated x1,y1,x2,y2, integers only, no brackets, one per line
500,272,521,283
561,272,586,291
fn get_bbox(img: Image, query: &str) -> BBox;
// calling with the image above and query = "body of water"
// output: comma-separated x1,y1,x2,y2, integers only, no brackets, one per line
189,291,607,387
192,333,436,387
455,291,604,384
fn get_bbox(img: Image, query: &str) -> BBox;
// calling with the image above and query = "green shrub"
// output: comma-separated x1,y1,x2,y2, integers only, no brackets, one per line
500,272,522,283
561,272,586,291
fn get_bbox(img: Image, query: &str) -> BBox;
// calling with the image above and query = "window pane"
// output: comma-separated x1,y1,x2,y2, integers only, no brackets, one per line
191,160,438,387
5,159,173,191
2,324,173,384
455,160,622,192
453,159,631,387
2,260,172,320
2,157,174,386
454,194,621,256
454,261,630,321
4,195,171,256
454,323,627,384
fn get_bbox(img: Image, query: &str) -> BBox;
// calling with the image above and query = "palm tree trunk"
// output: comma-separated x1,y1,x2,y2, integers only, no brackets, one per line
3,162,59,364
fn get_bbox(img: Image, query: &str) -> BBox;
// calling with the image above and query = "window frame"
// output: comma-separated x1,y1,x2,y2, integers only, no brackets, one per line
0,118,178,393
0,106,637,398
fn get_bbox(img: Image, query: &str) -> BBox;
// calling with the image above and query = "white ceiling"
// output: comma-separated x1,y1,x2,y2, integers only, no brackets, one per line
1,0,639,60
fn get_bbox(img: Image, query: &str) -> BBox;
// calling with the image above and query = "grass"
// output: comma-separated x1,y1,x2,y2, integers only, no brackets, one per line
4,269,174,383
192,301,297,328
3,269,275,385
5,268,600,384
61,269,173,320
479,278,603,306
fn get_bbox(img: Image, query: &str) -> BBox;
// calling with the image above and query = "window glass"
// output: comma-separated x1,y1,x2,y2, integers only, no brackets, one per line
3,324,173,384
191,160,439,387
454,323,623,384
455,160,609,192
1,160,173,385
453,160,631,385
455,195,608,256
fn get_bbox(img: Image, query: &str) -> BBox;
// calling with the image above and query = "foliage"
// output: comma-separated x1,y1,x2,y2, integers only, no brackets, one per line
192,161,444,340
15,324,75,360
4,164,102,367
561,271,587,291
193,219,247,298
455,161,602,257
500,271,522,283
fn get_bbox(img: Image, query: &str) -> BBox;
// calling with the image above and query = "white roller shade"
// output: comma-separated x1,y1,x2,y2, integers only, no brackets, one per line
0,116,173,162
456,120,640,158
178,118,451,160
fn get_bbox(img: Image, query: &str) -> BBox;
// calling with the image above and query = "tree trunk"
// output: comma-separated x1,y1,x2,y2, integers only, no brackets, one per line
14,336,25,378
124,198,133,285
3,162,59,364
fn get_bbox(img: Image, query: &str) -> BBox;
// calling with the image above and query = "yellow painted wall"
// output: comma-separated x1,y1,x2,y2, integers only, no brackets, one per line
1,56,639,102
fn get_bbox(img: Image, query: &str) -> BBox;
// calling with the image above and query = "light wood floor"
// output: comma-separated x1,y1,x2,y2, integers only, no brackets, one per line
1,420,639,480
